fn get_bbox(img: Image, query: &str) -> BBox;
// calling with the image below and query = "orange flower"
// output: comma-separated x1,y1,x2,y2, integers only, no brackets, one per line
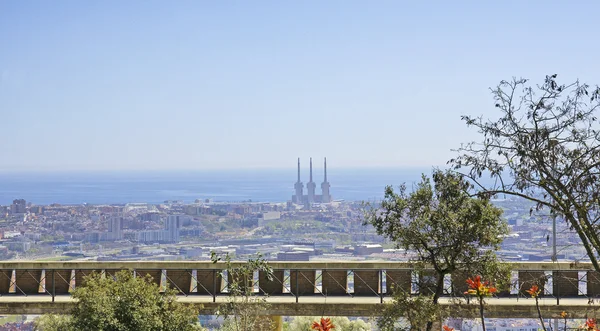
443,325,455,331
560,311,567,318
583,318,597,331
312,317,335,331
526,284,541,298
464,275,497,297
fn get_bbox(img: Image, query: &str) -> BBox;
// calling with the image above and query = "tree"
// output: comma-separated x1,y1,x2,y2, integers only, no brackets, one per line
364,170,509,331
376,294,438,331
34,270,202,331
450,75,600,271
212,252,274,331
34,315,71,331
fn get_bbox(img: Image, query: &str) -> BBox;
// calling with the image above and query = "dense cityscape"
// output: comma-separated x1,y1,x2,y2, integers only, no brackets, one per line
0,160,585,265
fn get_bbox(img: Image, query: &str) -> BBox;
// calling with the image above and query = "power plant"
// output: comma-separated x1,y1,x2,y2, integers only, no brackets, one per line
292,157,331,205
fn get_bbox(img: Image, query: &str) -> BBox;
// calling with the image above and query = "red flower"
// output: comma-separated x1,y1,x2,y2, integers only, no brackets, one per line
526,284,541,298
443,326,455,331
583,318,597,331
464,275,497,297
312,317,335,331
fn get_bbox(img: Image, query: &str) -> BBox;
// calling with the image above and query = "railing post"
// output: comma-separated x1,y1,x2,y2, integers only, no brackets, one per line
212,269,216,303
51,270,55,303
556,272,560,305
379,269,383,304
295,270,299,303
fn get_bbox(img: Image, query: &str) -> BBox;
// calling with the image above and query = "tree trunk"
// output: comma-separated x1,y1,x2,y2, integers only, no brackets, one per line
535,297,547,331
479,297,486,331
568,214,600,272
426,274,445,331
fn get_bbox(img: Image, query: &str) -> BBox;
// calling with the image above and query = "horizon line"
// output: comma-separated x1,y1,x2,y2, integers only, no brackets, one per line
0,165,450,174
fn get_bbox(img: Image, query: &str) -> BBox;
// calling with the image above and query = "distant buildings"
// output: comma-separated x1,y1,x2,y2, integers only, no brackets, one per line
277,251,310,261
106,215,124,241
0,231,32,253
29,206,43,215
5,240,31,252
136,214,186,244
261,211,281,221
140,212,161,222
165,215,182,243
354,244,383,256
84,212,190,244
292,158,332,205
320,158,331,203
10,199,26,215
257,211,281,226
293,158,304,204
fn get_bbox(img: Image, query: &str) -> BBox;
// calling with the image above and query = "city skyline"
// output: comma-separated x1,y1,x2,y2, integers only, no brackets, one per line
2,1,600,171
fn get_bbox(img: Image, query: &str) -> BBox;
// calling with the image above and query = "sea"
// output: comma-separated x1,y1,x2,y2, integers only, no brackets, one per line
0,168,434,205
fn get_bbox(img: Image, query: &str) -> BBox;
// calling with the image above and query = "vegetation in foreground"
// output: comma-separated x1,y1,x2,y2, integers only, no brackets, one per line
285,316,371,331
452,75,600,272
365,170,509,331
211,252,274,331
34,270,202,331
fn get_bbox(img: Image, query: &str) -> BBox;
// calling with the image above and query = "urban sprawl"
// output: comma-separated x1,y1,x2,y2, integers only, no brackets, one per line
0,160,586,264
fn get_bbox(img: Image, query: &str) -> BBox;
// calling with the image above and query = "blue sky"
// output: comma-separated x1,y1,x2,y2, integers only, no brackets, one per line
1,1,599,171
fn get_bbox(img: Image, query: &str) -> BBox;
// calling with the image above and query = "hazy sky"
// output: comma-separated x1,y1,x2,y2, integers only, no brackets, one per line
1,1,599,171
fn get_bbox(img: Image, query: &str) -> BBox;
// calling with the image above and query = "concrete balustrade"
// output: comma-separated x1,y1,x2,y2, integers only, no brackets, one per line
1,262,600,317
353,270,380,296
290,270,316,295
0,261,596,299
588,271,600,296
0,271,10,293
322,270,348,295
260,270,285,295
167,269,193,294
383,270,412,294
196,270,220,295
